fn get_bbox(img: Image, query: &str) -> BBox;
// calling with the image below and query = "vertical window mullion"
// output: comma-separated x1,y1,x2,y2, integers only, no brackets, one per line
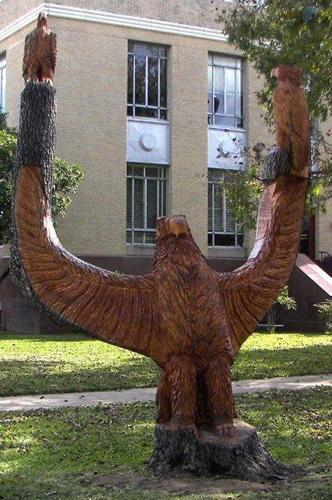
133,54,136,118
145,55,148,108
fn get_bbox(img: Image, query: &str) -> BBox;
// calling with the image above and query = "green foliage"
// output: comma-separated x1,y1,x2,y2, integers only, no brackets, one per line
222,163,264,230
216,2,332,223
0,115,84,245
217,0,332,122
314,299,332,334
266,286,297,333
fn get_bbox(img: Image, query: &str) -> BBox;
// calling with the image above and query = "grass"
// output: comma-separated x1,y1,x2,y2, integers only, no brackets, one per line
0,331,331,396
0,388,331,499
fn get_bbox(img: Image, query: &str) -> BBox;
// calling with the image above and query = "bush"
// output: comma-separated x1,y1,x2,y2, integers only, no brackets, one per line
314,299,332,334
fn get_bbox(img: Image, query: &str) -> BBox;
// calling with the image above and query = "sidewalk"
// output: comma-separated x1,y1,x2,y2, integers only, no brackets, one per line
0,373,330,413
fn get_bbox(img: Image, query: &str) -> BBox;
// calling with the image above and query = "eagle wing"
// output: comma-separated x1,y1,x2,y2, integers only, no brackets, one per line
14,165,166,366
22,32,36,80
215,174,307,358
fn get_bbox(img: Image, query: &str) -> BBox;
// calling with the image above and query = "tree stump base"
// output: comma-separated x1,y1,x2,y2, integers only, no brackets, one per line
149,419,301,482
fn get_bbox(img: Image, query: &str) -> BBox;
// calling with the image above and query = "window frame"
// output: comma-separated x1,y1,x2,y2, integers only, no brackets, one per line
0,54,6,114
127,41,168,121
208,169,244,248
126,164,167,246
208,53,244,129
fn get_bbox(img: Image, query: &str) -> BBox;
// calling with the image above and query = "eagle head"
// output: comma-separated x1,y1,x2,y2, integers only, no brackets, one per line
270,65,303,86
154,215,202,266
37,12,49,28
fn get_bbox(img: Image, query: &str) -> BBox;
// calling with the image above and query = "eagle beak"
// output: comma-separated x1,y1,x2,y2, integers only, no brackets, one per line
270,67,278,79
167,215,189,238
38,11,48,22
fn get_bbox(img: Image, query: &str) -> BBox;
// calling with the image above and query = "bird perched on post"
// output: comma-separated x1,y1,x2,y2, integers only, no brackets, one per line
22,12,57,83
270,65,310,177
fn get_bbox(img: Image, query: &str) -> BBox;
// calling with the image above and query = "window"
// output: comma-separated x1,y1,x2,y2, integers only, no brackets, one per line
128,41,167,120
126,165,167,245
208,169,243,247
0,54,6,113
208,54,243,128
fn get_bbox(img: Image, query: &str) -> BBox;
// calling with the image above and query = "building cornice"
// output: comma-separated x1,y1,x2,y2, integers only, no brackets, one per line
0,3,227,43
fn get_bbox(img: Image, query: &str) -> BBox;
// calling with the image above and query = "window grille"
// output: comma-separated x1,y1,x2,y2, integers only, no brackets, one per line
208,169,243,247
126,164,167,245
208,53,243,128
0,55,6,113
128,41,167,120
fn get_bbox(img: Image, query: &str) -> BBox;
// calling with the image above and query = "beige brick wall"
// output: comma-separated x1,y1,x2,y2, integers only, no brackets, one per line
0,0,40,31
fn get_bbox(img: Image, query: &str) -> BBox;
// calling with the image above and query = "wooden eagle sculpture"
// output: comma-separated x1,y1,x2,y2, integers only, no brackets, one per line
22,12,56,83
11,17,309,478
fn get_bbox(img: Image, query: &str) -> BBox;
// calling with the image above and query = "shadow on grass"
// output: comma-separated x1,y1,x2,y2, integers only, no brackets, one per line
0,356,160,397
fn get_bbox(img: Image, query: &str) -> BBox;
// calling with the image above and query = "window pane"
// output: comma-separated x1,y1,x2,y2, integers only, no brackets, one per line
160,59,167,108
134,231,144,244
135,107,158,119
226,93,235,116
214,55,237,68
225,68,235,93
126,178,132,228
208,183,213,231
225,205,235,232
127,105,133,117
215,234,235,246
134,178,144,228
208,65,213,92
135,55,146,105
128,54,133,104
126,230,132,244
145,167,157,177
148,57,158,107
214,183,223,231
147,179,157,228
214,66,223,93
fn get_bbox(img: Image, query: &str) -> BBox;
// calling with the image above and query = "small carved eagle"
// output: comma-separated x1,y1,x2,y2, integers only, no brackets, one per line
270,65,310,176
23,13,57,83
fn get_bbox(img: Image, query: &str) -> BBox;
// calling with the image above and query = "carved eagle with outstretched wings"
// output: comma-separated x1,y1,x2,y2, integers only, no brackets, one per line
23,12,56,82
11,17,309,434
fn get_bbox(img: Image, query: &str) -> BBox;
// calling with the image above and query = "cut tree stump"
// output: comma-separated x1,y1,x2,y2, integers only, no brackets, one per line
149,419,302,482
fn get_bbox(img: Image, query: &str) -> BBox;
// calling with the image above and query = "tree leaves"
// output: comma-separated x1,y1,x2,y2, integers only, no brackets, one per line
0,118,84,245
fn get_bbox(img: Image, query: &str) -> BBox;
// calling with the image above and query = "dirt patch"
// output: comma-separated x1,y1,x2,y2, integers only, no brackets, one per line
91,472,275,495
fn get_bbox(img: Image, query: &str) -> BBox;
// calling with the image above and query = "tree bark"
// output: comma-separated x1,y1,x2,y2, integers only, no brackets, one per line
149,420,301,482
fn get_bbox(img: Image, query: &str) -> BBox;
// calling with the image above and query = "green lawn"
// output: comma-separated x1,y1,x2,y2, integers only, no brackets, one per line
0,332,331,396
0,388,331,499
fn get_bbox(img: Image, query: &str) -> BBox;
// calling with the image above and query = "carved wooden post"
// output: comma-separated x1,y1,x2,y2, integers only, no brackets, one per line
12,17,308,481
